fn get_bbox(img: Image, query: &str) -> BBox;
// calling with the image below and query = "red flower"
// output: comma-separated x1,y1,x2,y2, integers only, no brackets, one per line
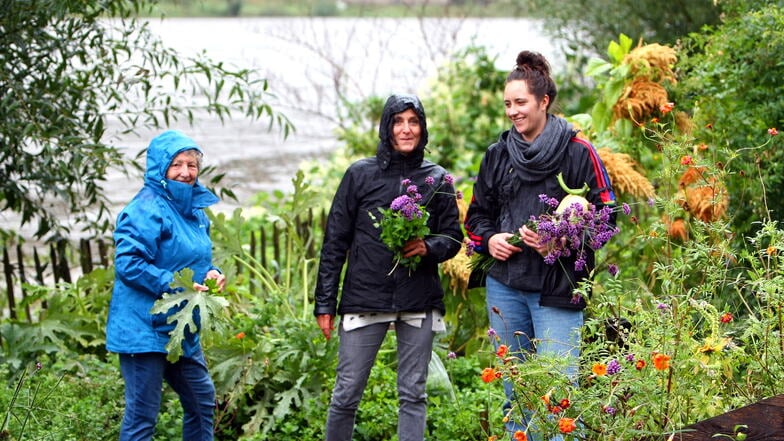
559,399,571,409
635,359,646,370
680,155,693,166
235,331,246,339
720,312,734,323
769,127,779,136
496,344,509,358
481,367,498,383
653,353,671,371
513,431,527,441
660,102,675,114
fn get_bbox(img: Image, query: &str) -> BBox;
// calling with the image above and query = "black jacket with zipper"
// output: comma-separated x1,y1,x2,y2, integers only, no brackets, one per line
314,95,463,317
465,128,616,310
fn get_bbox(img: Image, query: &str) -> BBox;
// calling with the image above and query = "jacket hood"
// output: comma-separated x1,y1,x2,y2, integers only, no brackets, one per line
143,130,219,215
376,94,428,169
145,130,201,183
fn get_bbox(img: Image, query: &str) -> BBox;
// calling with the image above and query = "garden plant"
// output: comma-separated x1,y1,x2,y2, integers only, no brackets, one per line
2,0,784,439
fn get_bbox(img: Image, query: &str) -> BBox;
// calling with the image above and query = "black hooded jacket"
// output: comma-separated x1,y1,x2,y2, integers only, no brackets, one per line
465,124,616,310
314,94,463,316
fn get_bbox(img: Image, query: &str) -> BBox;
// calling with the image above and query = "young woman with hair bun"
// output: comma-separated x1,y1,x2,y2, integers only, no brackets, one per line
465,51,616,440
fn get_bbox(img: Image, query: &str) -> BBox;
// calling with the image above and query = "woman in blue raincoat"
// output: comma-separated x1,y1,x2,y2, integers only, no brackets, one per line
106,130,225,441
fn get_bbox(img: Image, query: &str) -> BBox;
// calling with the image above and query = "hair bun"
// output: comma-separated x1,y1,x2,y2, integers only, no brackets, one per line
516,50,550,76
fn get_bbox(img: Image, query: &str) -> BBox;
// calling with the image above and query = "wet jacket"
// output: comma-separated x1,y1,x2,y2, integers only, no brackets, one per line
106,130,220,357
314,95,463,317
465,127,615,310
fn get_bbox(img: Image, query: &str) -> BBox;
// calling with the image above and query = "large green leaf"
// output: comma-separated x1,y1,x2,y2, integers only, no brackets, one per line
150,268,229,362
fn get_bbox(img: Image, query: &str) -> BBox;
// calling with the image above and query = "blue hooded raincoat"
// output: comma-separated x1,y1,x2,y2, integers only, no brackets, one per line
106,130,220,358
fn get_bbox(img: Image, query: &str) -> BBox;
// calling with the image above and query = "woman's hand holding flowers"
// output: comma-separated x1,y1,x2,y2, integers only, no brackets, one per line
402,237,428,259
488,232,523,261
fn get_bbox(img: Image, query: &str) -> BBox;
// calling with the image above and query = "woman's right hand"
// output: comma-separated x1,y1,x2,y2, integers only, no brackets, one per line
316,314,335,340
488,232,523,261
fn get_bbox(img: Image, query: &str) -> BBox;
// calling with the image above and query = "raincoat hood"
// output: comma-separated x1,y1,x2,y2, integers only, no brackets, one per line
376,94,428,170
144,130,219,217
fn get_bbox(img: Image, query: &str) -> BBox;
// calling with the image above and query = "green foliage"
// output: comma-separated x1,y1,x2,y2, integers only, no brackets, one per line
1,356,125,441
0,0,291,240
530,0,722,55
0,268,114,369
150,268,230,362
422,45,507,175
674,2,784,234
202,173,335,439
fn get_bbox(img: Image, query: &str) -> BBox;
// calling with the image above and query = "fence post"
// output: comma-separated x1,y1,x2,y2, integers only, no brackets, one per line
56,239,71,284
3,246,16,320
16,244,31,322
79,238,93,275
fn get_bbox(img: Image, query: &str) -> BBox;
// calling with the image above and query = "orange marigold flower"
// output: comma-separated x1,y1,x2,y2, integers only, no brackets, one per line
514,430,527,441
653,353,671,371
481,367,498,383
698,143,709,151
720,312,733,323
558,417,577,434
235,331,246,339
635,359,646,370
767,246,777,256
651,117,660,123
496,344,509,358
488,436,498,441
560,399,571,409
541,392,551,406
680,155,693,166
769,127,779,136
660,102,675,114
592,362,608,376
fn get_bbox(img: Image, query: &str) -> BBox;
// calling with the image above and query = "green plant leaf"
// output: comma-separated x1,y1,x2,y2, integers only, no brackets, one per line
150,268,229,362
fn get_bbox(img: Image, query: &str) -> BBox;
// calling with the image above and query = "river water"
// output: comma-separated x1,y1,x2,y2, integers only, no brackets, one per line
6,17,558,238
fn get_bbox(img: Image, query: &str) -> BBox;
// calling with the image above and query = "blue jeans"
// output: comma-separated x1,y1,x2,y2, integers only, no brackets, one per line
119,352,215,441
326,312,435,441
486,276,582,441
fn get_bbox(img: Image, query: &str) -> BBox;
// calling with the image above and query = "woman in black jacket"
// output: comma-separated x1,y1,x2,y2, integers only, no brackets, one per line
465,51,615,440
314,94,462,441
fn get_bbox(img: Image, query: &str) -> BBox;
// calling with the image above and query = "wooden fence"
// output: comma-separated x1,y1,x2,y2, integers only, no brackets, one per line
1,211,326,320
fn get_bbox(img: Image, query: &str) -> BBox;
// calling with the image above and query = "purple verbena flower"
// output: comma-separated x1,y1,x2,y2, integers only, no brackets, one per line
401,178,411,187
607,359,622,375
406,184,418,195
425,176,435,185
444,174,454,185
608,263,619,276
622,203,631,215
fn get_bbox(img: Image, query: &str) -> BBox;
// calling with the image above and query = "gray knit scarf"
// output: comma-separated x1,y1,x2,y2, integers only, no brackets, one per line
507,114,576,183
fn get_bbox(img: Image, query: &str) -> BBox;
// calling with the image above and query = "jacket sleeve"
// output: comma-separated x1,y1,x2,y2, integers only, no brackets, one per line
423,179,463,263
464,150,500,255
314,170,358,316
113,200,174,298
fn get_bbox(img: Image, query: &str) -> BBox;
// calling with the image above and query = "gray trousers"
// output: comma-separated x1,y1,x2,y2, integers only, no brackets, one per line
326,312,435,441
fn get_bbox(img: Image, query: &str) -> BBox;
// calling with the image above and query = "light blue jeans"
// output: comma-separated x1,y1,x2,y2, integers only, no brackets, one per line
119,351,215,441
486,276,583,441
326,312,435,441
